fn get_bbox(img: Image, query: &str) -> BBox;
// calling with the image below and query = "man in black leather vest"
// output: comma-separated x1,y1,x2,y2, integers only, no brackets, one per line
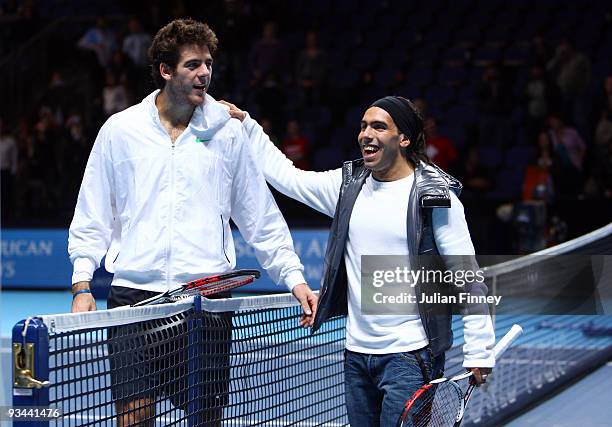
223,96,495,427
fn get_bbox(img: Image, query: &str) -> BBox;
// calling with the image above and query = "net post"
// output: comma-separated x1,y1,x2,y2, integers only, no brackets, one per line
187,296,203,426
11,318,50,427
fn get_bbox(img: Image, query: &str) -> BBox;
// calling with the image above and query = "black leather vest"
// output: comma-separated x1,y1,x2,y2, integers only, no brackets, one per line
311,160,463,356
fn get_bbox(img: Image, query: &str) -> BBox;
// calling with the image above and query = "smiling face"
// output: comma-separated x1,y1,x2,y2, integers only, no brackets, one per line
358,107,413,180
161,43,213,107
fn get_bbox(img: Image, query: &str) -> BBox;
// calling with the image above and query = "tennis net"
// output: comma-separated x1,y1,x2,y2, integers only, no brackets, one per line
11,223,612,426
13,296,347,426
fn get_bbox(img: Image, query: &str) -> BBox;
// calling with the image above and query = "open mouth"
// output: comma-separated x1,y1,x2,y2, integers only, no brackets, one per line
362,144,380,160
193,84,207,93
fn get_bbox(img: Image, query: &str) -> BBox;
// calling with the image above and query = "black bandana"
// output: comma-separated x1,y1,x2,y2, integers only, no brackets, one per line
370,96,423,142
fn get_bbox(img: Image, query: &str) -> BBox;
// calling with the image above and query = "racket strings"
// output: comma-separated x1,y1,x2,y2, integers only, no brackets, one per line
404,382,464,427
178,275,254,298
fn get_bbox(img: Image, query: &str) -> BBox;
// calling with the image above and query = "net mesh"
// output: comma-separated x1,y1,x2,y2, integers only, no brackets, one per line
42,299,346,426
14,224,612,426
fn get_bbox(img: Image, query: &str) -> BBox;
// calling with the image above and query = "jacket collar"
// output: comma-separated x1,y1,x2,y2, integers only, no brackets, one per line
142,90,231,139
344,159,461,208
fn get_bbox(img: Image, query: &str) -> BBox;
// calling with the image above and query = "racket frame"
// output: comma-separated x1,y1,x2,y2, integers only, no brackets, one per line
397,324,523,427
131,269,261,307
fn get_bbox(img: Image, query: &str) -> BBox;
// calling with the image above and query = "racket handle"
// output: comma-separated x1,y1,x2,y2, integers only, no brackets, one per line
493,324,523,359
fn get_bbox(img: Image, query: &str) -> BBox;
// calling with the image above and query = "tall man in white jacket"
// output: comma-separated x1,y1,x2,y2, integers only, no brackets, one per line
221,97,496,426
69,19,316,426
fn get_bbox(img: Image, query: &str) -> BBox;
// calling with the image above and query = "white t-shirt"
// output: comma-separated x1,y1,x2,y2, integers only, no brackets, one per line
344,174,428,353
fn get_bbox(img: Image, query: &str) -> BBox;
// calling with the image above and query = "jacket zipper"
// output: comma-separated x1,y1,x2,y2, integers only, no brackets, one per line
221,214,230,264
167,143,175,290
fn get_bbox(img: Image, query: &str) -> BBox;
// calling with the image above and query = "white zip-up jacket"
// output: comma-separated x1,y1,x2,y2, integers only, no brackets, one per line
68,91,305,292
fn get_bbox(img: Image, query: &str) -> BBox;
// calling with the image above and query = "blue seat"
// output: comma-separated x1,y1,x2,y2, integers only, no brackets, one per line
406,66,434,87
479,146,503,169
492,168,525,200
437,66,469,85
442,46,470,65
348,50,380,72
505,146,536,169
425,85,456,107
473,46,503,66
504,42,530,65
313,146,345,171
446,103,478,126
439,124,468,149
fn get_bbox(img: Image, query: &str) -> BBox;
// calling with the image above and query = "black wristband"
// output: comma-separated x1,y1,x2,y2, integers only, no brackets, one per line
73,289,92,298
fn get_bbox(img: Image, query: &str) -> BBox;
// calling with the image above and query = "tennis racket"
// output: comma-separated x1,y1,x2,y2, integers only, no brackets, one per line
132,269,261,306
397,324,523,427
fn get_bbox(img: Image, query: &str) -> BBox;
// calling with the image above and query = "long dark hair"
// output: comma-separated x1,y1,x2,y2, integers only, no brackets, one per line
401,130,431,167
399,97,430,167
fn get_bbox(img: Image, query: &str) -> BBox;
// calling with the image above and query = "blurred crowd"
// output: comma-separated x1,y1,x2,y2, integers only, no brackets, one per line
1,0,611,229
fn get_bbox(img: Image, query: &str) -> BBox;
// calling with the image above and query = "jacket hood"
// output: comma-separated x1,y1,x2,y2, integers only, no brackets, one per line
189,93,231,137
144,90,231,139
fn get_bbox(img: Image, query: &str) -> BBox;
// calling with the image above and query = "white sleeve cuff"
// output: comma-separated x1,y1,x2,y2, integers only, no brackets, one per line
283,270,306,292
72,257,96,285
462,353,496,369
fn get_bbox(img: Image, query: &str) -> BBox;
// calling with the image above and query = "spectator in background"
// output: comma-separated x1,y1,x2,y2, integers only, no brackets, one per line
585,75,612,198
498,132,556,253
523,132,555,202
282,119,311,169
107,50,131,86
102,70,129,117
524,65,559,142
594,77,612,160
595,110,612,149
29,106,60,213
248,21,287,87
547,112,586,197
62,114,92,206
424,117,458,172
531,32,552,66
122,17,153,98
546,38,592,136
122,18,152,68
13,119,34,217
252,70,286,125
455,146,493,197
248,22,288,122
77,17,118,68
587,109,612,198
295,30,328,106
0,118,18,220
476,64,512,148
594,75,612,122
44,71,70,125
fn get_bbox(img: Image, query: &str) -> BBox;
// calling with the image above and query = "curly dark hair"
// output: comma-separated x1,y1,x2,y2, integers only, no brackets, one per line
148,18,219,89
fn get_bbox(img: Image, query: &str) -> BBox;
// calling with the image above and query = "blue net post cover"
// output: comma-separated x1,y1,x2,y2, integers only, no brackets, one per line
12,317,50,427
